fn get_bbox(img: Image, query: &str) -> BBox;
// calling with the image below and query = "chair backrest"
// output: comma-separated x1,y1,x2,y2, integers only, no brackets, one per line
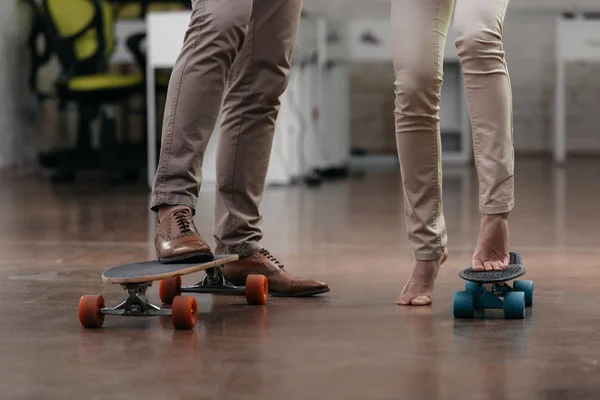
23,0,54,99
42,0,114,75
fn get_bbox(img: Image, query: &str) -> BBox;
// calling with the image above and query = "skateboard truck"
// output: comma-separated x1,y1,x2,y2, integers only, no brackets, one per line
101,283,169,318
203,267,227,285
159,265,268,305
178,267,245,296
79,281,198,330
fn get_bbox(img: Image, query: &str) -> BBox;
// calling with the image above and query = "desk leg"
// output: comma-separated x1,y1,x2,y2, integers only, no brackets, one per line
147,66,157,188
553,167,566,248
554,61,566,164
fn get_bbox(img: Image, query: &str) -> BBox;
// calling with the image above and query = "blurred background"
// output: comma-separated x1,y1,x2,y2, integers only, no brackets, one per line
0,0,599,179
1,0,600,399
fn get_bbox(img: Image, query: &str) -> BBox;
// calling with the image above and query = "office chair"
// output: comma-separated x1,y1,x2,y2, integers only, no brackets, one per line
23,0,63,170
40,0,145,183
23,0,54,103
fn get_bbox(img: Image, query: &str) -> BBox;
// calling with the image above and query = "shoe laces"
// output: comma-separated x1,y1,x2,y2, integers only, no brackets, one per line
259,249,284,269
173,210,192,234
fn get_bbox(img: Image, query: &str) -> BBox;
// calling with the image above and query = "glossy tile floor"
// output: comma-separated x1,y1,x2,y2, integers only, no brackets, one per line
1,159,599,399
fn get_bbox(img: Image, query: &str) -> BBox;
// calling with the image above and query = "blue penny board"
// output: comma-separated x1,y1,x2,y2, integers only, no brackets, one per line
459,252,525,283
101,254,238,284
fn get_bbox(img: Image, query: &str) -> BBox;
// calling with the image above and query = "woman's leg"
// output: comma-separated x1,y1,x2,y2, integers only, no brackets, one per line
392,0,454,306
454,0,514,272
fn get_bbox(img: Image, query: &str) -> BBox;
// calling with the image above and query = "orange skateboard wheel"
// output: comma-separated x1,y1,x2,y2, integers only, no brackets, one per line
245,274,268,305
159,276,181,305
78,295,105,329
171,296,197,330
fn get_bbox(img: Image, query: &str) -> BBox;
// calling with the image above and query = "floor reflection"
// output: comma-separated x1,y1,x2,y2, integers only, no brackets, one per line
1,159,600,398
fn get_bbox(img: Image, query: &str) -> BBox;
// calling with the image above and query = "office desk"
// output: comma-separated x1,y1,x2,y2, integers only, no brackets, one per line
113,12,351,188
554,17,600,163
142,11,345,188
112,19,145,64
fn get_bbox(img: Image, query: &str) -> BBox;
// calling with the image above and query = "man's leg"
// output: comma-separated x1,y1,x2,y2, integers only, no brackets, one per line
214,0,329,297
392,0,454,306
150,0,253,263
453,0,514,272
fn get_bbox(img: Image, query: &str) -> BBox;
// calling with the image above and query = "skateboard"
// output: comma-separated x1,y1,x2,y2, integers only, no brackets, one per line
78,255,268,330
453,252,534,319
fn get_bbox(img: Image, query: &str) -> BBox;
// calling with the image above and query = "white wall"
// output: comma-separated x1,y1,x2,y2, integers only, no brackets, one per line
479,9,599,154
303,0,600,19
319,2,600,155
0,1,36,169
2,0,598,166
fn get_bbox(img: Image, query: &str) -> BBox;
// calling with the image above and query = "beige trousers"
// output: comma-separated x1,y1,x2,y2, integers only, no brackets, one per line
392,0,514,261
150,0,302,256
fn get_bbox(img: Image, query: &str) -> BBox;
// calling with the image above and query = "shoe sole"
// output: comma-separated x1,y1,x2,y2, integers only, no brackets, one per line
268,287,330,297
158,252,215,264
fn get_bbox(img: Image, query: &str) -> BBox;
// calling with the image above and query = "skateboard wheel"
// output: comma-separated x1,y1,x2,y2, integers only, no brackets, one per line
503,291,525,319
513,280,533,307
453,291,475,318
464,281,484,298
78,295,105,329
464,281,478,292
171,296,197,330
245,274,268,306
159,276,182,305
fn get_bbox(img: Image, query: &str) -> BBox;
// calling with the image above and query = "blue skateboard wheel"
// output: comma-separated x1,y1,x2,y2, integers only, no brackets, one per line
464,281,484,301
503,291,525,319
513,280,533,307
453,291,475,318
464,281,479,292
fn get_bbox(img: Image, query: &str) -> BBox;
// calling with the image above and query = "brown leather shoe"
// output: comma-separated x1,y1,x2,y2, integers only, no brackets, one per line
155,208,214,263
220,249,329,297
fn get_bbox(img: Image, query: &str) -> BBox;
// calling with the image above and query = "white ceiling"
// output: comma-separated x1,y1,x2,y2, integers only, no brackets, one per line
302,0,600,20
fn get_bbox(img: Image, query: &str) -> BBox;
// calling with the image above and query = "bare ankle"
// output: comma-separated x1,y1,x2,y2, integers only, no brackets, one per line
440,247,449,263
415,248,449,264
482,212,509,220
473,212,510,271
398,250,447,306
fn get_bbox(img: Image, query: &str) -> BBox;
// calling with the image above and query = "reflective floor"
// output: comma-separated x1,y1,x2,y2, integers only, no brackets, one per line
0,159,599,399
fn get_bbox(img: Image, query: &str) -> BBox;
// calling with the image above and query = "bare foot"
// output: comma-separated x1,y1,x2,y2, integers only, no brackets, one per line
397,249,449,306
157,204,191,222
472,212,510,272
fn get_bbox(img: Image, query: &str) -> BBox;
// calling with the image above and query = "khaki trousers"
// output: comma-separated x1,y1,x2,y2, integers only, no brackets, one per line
151,0,302,256
392,0,514,261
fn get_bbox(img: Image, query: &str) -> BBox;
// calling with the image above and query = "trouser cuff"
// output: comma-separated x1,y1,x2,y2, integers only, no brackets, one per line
150,193,198,213
215,241,261,258
414,247,446,261
480,201,514,215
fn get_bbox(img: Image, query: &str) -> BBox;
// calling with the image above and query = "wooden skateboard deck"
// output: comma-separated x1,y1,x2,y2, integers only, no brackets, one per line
458,252,525,283
102,254,239,284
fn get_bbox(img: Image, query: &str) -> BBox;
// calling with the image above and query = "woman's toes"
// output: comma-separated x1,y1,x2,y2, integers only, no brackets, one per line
397,294,413,305
411,294,432,306
473,259,485,272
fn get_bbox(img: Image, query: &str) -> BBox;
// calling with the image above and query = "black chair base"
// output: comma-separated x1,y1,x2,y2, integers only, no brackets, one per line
39,143,146,185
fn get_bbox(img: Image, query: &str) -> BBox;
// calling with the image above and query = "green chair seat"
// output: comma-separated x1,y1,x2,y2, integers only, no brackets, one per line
68,72,143,91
